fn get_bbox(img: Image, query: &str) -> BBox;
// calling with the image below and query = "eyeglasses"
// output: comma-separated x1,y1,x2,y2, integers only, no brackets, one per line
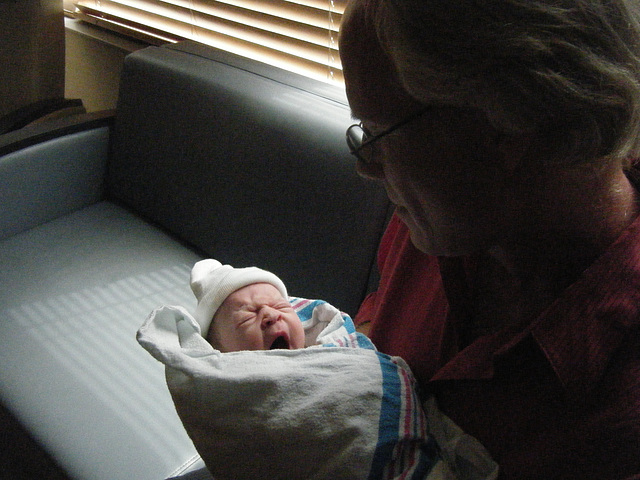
346,108,430,163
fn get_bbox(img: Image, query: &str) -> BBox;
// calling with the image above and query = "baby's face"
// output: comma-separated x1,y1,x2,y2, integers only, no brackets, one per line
208,283,305,352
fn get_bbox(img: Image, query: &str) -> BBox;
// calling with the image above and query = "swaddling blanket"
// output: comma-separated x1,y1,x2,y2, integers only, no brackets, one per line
137,298,498,480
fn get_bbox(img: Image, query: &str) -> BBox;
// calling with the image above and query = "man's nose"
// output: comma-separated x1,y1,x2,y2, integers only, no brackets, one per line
355,157,385,180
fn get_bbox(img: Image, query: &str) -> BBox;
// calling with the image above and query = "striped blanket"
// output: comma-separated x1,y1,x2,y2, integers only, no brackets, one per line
137,299,497,480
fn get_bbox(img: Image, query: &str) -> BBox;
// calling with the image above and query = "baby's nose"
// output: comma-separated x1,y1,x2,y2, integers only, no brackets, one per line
261,307,281,328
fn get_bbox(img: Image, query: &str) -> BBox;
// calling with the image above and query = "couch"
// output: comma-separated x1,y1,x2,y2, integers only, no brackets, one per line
0,41,391,479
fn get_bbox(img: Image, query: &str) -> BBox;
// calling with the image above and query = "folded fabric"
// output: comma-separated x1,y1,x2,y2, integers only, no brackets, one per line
137,299,498,480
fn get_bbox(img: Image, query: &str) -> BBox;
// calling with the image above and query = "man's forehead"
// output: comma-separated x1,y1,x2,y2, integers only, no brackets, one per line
340,1,421,124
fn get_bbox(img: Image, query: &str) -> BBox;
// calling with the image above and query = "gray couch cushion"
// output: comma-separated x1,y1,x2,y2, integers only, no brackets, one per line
0,201,204,480
107,44,390,316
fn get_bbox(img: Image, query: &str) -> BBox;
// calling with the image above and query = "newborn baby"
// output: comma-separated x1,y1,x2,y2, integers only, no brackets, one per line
190,259,306,352
138,259,498,480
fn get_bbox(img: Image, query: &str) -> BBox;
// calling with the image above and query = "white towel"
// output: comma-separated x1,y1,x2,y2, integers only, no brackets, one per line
137,299,498,480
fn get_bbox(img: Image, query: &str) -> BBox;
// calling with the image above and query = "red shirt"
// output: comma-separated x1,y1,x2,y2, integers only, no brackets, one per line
355,213,640,479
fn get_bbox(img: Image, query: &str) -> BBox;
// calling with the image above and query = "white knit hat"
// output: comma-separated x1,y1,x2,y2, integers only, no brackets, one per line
190,259,288,337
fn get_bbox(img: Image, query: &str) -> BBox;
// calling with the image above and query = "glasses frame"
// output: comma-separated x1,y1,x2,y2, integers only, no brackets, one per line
346,108,430,163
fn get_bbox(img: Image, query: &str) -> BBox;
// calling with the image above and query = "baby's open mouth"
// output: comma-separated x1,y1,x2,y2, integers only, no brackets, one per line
269,335,289,350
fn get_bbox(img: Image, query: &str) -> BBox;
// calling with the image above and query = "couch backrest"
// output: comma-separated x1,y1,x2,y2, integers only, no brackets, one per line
107,42,391,316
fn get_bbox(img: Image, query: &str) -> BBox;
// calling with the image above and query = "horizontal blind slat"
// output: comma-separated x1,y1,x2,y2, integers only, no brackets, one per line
284,0,346,13
171,0,345,28
76,0,340,65
75,5,181,42
102,0,341,44
74,0,344,85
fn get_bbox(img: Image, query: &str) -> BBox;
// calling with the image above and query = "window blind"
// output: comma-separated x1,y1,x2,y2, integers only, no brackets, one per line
73,0,346,85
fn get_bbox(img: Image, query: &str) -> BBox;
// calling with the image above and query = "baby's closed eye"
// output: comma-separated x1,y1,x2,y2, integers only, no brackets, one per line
236,313,258,326
274,302,293,311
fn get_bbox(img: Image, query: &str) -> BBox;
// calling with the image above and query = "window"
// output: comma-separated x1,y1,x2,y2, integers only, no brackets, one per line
72,0,346,85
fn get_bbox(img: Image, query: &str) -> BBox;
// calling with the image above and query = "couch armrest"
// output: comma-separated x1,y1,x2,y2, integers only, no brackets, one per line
0,111,114,240
0,98,86,135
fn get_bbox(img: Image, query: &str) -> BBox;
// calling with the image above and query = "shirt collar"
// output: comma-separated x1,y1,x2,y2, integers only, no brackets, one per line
527,212,640,396
432,213,640,396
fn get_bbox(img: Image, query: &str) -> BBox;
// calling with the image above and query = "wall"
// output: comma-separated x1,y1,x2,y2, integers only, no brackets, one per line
64,19,146,112
0,0,65,117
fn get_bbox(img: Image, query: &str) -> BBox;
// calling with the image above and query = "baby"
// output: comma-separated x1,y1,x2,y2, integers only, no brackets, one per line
190,258,306,352
138,259,498,480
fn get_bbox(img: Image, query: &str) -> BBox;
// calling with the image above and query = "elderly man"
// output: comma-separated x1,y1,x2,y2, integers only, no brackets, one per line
340,1,640,479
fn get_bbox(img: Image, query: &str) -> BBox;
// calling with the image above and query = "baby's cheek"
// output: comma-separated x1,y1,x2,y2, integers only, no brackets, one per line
291,320,306,349
242,328,266,351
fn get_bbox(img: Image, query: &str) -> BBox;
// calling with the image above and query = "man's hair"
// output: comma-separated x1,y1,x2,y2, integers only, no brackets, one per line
362,0,640,166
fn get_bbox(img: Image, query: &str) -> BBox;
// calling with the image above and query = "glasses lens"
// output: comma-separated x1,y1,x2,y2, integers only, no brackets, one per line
347,124,366,152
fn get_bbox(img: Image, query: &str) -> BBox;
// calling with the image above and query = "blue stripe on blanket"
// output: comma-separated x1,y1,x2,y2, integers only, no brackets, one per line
291,297,372,348
291,297,358,332
291,297,323,323
368,354,440,480
291,296,439,478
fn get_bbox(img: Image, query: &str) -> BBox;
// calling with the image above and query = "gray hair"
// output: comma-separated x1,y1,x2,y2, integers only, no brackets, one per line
364,0,640,166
